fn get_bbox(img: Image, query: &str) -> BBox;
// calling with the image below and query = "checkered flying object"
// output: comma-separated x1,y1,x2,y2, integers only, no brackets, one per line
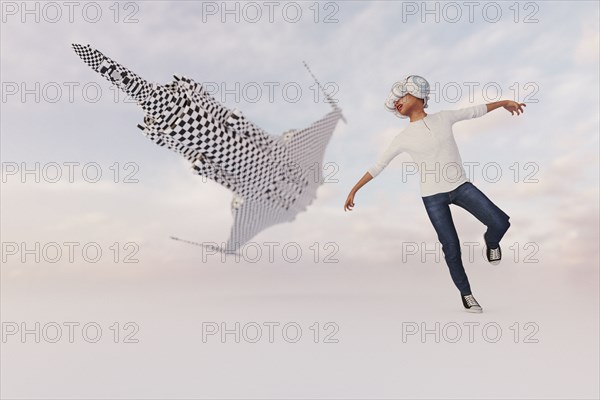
71,44,346,256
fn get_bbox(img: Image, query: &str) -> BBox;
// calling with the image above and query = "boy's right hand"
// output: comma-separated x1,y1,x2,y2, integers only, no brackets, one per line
344,191,356,212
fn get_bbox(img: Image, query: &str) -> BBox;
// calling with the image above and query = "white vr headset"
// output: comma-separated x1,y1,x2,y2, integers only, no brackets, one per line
384,75,430,119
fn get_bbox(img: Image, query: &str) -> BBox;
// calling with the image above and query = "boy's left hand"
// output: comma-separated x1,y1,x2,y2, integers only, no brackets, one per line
504,101,526,116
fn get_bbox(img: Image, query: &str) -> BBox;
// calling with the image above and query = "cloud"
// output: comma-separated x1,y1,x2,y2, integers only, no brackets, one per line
574,17,600,65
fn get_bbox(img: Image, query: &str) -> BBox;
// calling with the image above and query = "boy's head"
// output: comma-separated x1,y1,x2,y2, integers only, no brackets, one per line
384,75,430,119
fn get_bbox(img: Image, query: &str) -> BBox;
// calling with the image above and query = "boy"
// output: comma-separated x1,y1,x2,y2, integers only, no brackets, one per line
344,75,526,313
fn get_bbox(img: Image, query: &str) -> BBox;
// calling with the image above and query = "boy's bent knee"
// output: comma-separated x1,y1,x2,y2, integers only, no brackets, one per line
501,218,511,232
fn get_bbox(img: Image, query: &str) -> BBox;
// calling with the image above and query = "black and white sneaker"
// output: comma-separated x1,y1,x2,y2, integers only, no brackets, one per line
485,237,502,265
461,294,483,313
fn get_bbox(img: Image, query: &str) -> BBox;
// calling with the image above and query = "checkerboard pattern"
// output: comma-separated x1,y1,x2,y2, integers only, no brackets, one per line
72,43,153,104
73,44,345,255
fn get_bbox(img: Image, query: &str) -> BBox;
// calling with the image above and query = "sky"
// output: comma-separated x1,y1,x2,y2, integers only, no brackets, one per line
1,1,599,398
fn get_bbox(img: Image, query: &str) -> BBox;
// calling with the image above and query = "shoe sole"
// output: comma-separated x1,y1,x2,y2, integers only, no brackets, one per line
464,307,483,313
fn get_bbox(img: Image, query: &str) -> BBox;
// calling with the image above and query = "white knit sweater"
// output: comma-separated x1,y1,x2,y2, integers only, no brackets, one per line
367,104,488,197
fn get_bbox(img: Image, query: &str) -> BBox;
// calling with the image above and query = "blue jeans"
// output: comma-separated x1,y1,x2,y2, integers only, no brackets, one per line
421,181,511,296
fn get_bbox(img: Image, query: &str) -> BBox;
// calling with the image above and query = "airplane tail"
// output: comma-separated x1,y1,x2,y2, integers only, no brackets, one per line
302,61,346,123
72,43,154,104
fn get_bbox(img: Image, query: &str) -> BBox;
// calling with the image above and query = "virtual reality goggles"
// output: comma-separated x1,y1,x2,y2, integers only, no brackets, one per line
384,75,430,118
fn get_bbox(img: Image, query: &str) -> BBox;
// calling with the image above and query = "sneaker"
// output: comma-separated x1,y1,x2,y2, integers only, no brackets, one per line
485,235,502,265
461,294,483,313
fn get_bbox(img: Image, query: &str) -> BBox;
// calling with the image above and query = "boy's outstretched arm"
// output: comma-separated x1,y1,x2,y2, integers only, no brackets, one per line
445,100,527,125
486,100,527,115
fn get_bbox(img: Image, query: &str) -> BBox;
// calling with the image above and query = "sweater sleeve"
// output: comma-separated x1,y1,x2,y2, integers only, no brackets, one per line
444,103,488,125
367,136,405,178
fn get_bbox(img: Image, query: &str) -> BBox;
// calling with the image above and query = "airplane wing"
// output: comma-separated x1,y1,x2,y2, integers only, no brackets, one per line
171,108,344,256
221,108,345,254
171,194,295,256
285,109,344,175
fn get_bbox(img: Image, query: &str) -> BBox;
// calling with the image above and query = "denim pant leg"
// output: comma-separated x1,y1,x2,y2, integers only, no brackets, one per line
450,182,511,249
422,192,472,296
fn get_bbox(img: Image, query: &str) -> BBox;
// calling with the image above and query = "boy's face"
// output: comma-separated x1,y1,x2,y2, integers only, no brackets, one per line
394,93,423,116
